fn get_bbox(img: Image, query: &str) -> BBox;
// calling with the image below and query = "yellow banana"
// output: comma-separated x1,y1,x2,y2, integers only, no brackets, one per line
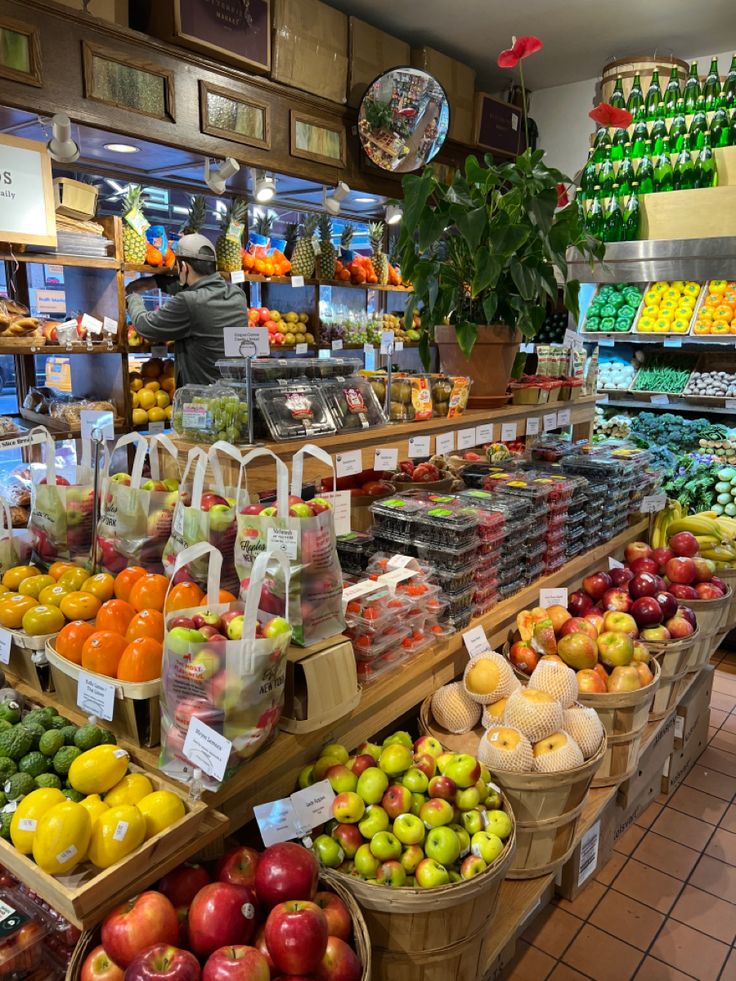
695,535,722,549
666,516,726,541
701,546,736,562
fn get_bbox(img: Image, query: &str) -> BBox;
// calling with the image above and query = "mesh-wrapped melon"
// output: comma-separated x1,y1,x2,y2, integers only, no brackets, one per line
503,688,563,743
463,652,518,705
529,660,578,708
482,697,509,729
532,731,585,773
431,682,481,734
563,706,604,760
478,725,534,772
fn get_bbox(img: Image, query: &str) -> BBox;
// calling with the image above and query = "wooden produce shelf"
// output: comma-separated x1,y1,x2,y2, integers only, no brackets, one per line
0,251,118,270
219,272,413,293
122,263,176,275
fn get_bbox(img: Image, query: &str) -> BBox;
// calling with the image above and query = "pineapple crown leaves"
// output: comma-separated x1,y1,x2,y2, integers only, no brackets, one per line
122,183,146,213
319,213,333,240
218,196,248,227
340,223,355,248
368,221,385,250
285,222,299,247
181,194,206,234
302,213,319,237
254,211,274,236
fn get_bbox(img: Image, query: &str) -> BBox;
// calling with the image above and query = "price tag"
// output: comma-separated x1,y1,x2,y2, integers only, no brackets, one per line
598,394,609,403
500,422,517,442
557,408,571,427
374,447,398,471
543,413,557,433
663,337,683,348
342,579,383,609
726,399,736,410
331,339,343,351
291,275,305,288
539,587,569,609
224,326,269,357
292,780,336,830
266,527,299,560
387,554,417,570
81,410,114,441
0,629,10,665
318,490,351,535
364,348,376,371
230,269,245,284
598,338,615,347
81,313,103,335
148,420,165,434
564,329,585,349
457,428,476,450
608,557,624,570
182,717,233,782
103,316,118,336
363,342,374,353
77,671,115,721
436,432,455,455
408,435,431,458
335,449,363,477
526,416,540,436
254,798,299,847
520,342,535,354
394,341,404,352
125,206,149,236
150,345,167,358
640,493,667,513
463,625,491,658
380,331,395,354
650,394,669,405
318,349,330,359
475,424,494,444
295,343,308,354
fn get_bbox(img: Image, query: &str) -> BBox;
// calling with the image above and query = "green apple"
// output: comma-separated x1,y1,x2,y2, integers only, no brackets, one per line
298,764,314,789
376,860,406,888
356,741,382,761
413,735,443,759
378,743,414,777
449,871,462,883
484,786,502,810
369,831,402,861
321,742,349,764
313,755,342,781
400,844,424,874
313,834,343,868
471,830,505,865
485,809,513,840
415,857,450,889
326,764,357,794
419,798,454,829
436,752,454,775
356,767,389,805
393,813,426,846
354,843,380,878
402,768,429,794
461,854,487,879
383,731,413,749
455,786,481,811
461,809,484,836
332,792,365,824
358,804,389,839
425,826,460,866
479,764,491,783
449,823,470,857
410,793,427,817
444,754,482,789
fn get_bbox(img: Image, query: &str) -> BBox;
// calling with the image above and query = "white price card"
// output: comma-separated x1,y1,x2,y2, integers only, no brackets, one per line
318,349,330,359
183,717,233,782
0,629,10,665
543,413,558,433
318,490,351,535
77,671,115,721
436,432,455,455
380,331,395,354
500,422,517,442
150,345,167,358
295,343,308,354
331,339,343,351
475,424,494,444
363,342,374,353
457,428,476,450
408,435,431,458
726,399,736,410
394,341,404,352
539,587,569,609
267,526,299,560
80,410,114,441
224,326,269,357
335,448,363,477
80,313,103,335
663,337,682,348
598,338,614,347
526,416,540,436
598,394,609,403
374,447,399,471
291,275,305,288
254,798,299,848
564,329,585,349
148,420,165,434
640,493,667,514
230,269,245,284
650,394,669,405
463,625,491,658
557,408,571,427
292,780,336,831
103,316,118,336
608,557,625,570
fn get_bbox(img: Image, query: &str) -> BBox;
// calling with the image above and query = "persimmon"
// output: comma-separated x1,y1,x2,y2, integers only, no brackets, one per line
48,561,77,581
113,566,147,602
81,573,115,602
96,599,136,635
59,591,102,622
219,589,237,603
125,608,164,643
55,620,96,665
165,581,205,614
117,637,163,683
81,630,128,677
129,574,169,613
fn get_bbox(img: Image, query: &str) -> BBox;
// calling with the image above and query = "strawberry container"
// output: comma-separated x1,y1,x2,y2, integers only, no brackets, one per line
356,649,409,685
366,553,435,580
336,531,376,574
399,628,436,656
412,539,480,570
370,497,427,537
412,505,479,548
350,624,411,661
395,580,443,612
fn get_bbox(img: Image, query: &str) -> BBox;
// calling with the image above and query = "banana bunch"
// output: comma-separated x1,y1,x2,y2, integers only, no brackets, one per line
662,507,736,565
651,499,683,550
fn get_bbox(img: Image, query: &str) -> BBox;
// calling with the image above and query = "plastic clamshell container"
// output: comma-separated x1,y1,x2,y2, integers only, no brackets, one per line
255,384,337,440
322,378,387,431
498,578,524,598
349,624,411,661
366,553,435,580
356,649,409,685
459,464,497,489
370,497,427,537
412,505,479,547
395,579,442,608
0,887,52,979
426,620,456,640
399,630,436,656
412,539,480,570
443,607,473,630
304,357,362,379
525,559,546,581
336,531,375,573
172,384,248,443
345,590,411,631
443,584,476,618
218,358,310,382
434,562,476,591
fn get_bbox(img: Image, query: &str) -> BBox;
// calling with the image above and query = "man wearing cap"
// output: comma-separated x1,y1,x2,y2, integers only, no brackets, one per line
125,233,248,386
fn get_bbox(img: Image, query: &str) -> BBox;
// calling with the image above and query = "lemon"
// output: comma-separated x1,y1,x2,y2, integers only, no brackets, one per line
88,804,146,868
104,773,153,807
10,788,65,854
33,801,91,874
80,794,109,829
136,790,185,838
68,745,129,796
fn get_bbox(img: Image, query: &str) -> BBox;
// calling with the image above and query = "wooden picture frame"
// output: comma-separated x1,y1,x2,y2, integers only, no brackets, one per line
0,134,56,248
0,15,42,87
199,81,270,150
473,92,522,157
82,41,176,122
290,111,346,168
172,0,271,74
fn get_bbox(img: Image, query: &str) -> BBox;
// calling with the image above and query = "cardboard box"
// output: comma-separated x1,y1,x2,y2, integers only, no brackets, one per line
640,185,736,240
716,146,736,186
411,46,476,144
674,666,714,750
661,701,710,795
474,92,523,157
618,711,676,810
272,0,348,104
54,0,127,26
347,18,410,108
556,815,608,902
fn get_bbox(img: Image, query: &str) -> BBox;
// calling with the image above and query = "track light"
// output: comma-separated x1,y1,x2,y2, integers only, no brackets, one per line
46,114,80,163
323,181,350,215
205,157,240,195
254,171,276,203
386,203,403,225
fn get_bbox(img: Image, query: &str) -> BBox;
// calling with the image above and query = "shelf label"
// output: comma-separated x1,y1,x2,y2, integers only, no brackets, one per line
148,420,165,434
435,432,455,456
608,557,625,570
364,348,376,371
374,447,398,471
318,349,330,360
526,416,540,436
183,717,232,782
663,337,682,348
457,428,476,450
380,331,395,354
463,625,491,658
0,629,10,666
394,341,404,352
335,448,363,478
77,671,115,721
254,798,299,847
650,394,670,405
640,493,667,514
318,490,351,535
500,422,517,442
726,399,736,410
255,779,336,848
331,339,343,351
295,343,308,354
81,410,114,442
598,338,615,347
224,326,269,357
543,413,557,433
475,423,494,444
266,527,299,561
557,408,571,427
292,780,336,830
363,343,374,353
230,270,245,284
291,276,305,288
0,430,48,451
408,435,431,458
564,329,585,349
539,587,568,609
81,313,103,335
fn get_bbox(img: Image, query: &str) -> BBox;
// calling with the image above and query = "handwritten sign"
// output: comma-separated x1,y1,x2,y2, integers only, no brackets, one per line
224,326,269,357
182,717,233,782
77,671,115,721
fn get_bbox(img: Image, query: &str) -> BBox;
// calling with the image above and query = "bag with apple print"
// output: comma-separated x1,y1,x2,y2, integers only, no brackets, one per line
0,501,19,575
159,541,292,791
234,444,345,647
163,442,243,595
96,432,181,575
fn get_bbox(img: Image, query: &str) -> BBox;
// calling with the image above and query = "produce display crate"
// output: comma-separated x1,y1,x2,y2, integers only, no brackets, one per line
681,352,736,406
581,283,645,335
280,636,359,733
6,628,60,693
632,281,702,336
630,352,697,397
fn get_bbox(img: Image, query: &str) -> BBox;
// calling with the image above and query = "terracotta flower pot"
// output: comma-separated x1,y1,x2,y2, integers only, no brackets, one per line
435,324,522,407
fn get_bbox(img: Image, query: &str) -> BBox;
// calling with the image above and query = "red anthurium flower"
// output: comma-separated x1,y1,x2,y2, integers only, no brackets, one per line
556,183,569,208
589,102,634,128
497,35,543,69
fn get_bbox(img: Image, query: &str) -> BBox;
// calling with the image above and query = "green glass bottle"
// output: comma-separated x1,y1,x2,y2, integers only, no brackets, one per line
610,128,628,161
674,147,696,190
651,113,668,155
669,102,688,152
610,75,626,110
627,72,644,115
688,109,708,150
598,158,616,198
711,107,730,147
664,66,681,117
654,138,674,192
637,142,655,194
730,109,736,146
645,69,662,120
586,187,604,238
592,126,611,163
695,133,716,187
703,56,721,111
723,54,736,109
624,139,635,159
683,61,701,113
623,183,640,241
631,119,650,158
696,93,707,112
579,150,598,200
603,183,624,243
617,156,635,197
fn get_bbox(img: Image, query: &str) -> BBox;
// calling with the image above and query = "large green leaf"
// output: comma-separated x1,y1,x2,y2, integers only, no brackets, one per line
418,331,432,371
492,223,530,257
455,205,487,251
472,247,502,295
528,187,559,236
482,293,498,324
509,257,540,302
454,319,478,358
402,169,436,234
418,209,447,252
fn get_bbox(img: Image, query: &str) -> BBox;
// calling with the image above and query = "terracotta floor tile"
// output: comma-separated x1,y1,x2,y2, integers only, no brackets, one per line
710,728,736,754
547,966,591,981
649,920,728,981
613,822,646,855
710,690,736,713
521,904,582,959
502,940,556,981
709,726,719,742
669,883,736,944
612,858,683,914
634,956,697,980
595,850,626,887
705,825,736,866
719,802,736,834
698,745,736,777
632,831,700,880
690,853,736,903
683,763,736,801
712,672,736,695
668,784,728,824
721,948,736,981
589,888,664,951
635,801,663,829
720,712,736,734
650,806,715,851
555,879,606,920
562,923,643,981
709,705,727,727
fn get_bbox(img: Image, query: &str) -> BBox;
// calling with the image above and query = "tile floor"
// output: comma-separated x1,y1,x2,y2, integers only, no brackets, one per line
502,650,736,981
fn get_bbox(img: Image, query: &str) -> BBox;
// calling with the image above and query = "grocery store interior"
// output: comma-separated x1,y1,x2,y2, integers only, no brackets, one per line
1,1,736,979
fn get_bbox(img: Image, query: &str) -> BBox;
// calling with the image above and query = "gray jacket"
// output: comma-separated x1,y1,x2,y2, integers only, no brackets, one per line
126,273,248,386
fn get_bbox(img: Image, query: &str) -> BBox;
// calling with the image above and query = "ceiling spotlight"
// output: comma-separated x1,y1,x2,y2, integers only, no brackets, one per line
354,196,376,203
254,171,276,203
104,143,140,154
46,113,80,163
386,203,403,225
323,181,350,215
205,157,240,195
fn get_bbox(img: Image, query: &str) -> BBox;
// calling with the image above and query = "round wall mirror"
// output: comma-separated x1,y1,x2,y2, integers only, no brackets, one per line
358,67,450,173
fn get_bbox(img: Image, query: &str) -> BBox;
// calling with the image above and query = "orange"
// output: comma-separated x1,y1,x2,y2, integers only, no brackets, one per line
48,561,77,581
165,581,205,614
124,609,164,644
59,591,102,622
96,599,136,635
116,637,163,683
81,631,128,678
55,620,96,665
82,574,115,602
128,574,169,613
219,589,237,603
113,567,147,602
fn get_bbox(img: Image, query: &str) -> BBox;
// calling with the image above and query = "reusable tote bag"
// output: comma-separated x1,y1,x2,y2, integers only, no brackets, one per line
159,542,292,791
0,502,18,576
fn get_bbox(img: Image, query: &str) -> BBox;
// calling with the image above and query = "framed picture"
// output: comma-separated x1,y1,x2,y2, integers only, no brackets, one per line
82,42,176,122
0,134,56,248
200,81,270,150
290,112,346,168
0,15,42,87
473,92,522,157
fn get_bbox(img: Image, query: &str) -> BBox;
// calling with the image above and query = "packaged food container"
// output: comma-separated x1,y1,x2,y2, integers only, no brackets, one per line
525,559,546,582
304,357,362,379
370,497,427,537
475,509,505,539
336,531,375,574
356,649,409,685
322,378,386,430
434,563,475,591
413,505,479,548
431,375,471,417
444,607,473,630
473,584,498,615
459,464,497,489
413,539,480,570
255,384,336,440
443,583,475,618
498,578,524,599
530,437,575,463
395,580,442,611
0,887,51,979
350,624,411,661
544,542,567,569
400,628,436,656
427,620,456,640
366,553,435,580
509,380,550,405
172,384,249,443
345,590,411,632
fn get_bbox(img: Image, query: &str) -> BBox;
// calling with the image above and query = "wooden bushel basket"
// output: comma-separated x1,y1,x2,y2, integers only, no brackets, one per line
644,631,696,719
681,588,732,672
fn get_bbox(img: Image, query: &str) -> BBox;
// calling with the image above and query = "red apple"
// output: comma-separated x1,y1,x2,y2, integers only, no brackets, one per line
582,571,612,600
629,573,659,599
314,891,352,941
102,891,180,968
122,944,200,981
568,590,594,617
427,774,456,800
201,493,229,511
253,927,276,976
332,823,364,860
313,936,362,981
652,547,674,571
669,531,700,558
665,557,696,585
669,583,698,600
203,946,271,981
677,605,697,627
640,625,672,643
601,587,633,612
217,847,261,890
576,669,607,694
583,610,605,634
631,596,663,628
609,567,635,587
665,616,695,638
654,591,678,621
411,752,437,779
81,945,124,981
347,754,375,776
557,632,598,670
508,640,539,674
628,557,660,577
254,843,319,909
264,901,328,976
712,576,727,593
695,582,724,600
159,864,212,909
558,617,598,641
188,883,258,958
624,541,654,564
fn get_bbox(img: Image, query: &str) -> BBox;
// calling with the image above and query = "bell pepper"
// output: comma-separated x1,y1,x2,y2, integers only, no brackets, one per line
600,317,616,331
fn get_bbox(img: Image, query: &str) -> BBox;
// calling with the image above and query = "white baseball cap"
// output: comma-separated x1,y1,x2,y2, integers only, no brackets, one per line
176,233,216,261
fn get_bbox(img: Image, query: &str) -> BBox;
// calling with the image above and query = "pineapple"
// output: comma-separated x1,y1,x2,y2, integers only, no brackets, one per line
181,194,206,235
340,223,355,252
318,214,336,280
291,214,318,279
369,221,388,285
215,197,247,272
121,184,147,264
254,211,274,240
284,222,298,259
